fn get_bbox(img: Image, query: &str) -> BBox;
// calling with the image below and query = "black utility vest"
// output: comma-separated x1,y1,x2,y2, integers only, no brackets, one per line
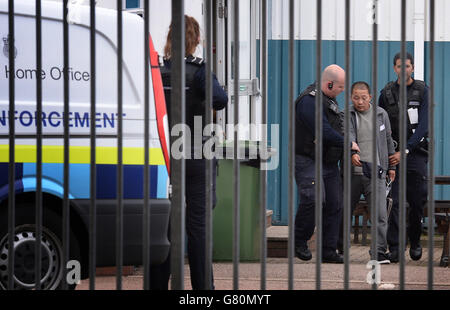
160,55,205,132
295,84,344,163
381,79,425,147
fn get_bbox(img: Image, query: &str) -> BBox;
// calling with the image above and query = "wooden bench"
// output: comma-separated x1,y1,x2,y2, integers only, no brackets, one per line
425,201,449,267
351,175,450,267
352,202,370,245
434,176,450,267
352,200,449,266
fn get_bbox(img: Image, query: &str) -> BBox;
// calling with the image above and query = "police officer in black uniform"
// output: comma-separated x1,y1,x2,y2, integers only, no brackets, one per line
150,15,228,290
379,52,429,262
294,65,359,263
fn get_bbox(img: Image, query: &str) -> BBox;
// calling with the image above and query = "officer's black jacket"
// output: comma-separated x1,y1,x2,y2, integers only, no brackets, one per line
295,84,344,163
378,79,429,153
161,55,228,131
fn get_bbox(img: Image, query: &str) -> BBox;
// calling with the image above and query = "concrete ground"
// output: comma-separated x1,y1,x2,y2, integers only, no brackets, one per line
76,245,450,290
203,247,450,290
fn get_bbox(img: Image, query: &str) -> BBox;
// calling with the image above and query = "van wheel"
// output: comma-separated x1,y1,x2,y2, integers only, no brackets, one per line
0,206,80,290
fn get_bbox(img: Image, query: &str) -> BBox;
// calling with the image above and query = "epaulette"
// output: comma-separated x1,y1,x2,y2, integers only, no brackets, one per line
185,55,205,66
309,90,316,97
411,80,426,97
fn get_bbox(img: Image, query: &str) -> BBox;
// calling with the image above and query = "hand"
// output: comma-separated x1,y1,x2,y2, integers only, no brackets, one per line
389,151,401,166
351,141,360,153
388,170,396,182
351,153,362,167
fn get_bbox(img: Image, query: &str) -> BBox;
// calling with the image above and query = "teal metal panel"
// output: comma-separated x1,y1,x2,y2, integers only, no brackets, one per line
425,41,450,200
267,40,287,224
267,39,448,225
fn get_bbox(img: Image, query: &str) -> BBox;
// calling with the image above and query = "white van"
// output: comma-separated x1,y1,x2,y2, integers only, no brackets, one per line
0,0,171,289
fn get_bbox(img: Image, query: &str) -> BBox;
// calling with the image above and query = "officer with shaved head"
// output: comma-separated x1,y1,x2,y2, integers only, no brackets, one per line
294,65,359,264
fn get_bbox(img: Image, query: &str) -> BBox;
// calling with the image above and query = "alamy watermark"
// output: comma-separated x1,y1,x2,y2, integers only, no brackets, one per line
366,260,381,285
170,117,280,171
366,0,380,25
66,260,81,285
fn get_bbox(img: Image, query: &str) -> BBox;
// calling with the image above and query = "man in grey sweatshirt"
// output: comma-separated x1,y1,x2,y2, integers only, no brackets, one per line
338,81,396,263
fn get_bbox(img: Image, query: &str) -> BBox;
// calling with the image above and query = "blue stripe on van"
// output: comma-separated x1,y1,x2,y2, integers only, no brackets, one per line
124,165,143,199
70,164,90,198
157,165,169,199
96,164,116,199
96,164,163,199
23,163,88,198
0,163,24,202
150,165,158,199
3,162,167,200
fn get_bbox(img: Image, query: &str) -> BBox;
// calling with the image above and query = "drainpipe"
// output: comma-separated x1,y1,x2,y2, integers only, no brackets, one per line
413,0,425,80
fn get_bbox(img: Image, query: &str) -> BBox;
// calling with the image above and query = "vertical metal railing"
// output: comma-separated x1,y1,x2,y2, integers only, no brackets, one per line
7,0,15,291
259,0,268,291
314,0,323,290
398,0,407,290
204,0,214,291
170,0,186,290
370,0,379,290
2,0,442,292
343,0,351,291
287,0,295,291
116,0,124,290
232,0,240,291
427,0,436,291
34,0,43,291
62,0,70,291
143,0,151,291
89,0,97,291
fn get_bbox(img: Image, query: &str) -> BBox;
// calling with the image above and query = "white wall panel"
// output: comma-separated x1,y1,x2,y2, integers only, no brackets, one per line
269,0,449,42
49,0,450,42
428,0,450,41
48,0,206,56
149,0,204,57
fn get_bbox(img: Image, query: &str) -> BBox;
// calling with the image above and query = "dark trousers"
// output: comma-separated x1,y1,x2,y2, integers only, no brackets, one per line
150,158,217,290
294,154,343,256
387,152,428,251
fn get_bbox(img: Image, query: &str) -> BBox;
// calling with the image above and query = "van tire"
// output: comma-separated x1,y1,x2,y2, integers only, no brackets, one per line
0,203,81,290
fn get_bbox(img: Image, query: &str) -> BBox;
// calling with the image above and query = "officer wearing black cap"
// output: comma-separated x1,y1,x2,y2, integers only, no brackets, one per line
379,52,429,263
294,64,359,264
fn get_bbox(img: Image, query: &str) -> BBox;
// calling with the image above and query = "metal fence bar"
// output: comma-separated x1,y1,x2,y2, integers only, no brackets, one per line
34,0,43,291
7,0,15,291
204,0,214,291
116,0,124,290
399,0,407,290
287,0,295,291
315,0,323,290
62,0,70,291
143,0,151,291
232,0,240,290
370,0,379,290
343,0,351,291
427,0,435,291
89,0,97,291
259,0,268,291
170,0,185,290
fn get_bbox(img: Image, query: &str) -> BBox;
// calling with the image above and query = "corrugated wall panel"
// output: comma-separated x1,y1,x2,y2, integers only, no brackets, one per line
426,41,450,201
266,0,450,225
267,40,449,225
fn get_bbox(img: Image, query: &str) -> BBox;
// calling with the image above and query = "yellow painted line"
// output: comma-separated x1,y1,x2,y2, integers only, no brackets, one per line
0,145,166,165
